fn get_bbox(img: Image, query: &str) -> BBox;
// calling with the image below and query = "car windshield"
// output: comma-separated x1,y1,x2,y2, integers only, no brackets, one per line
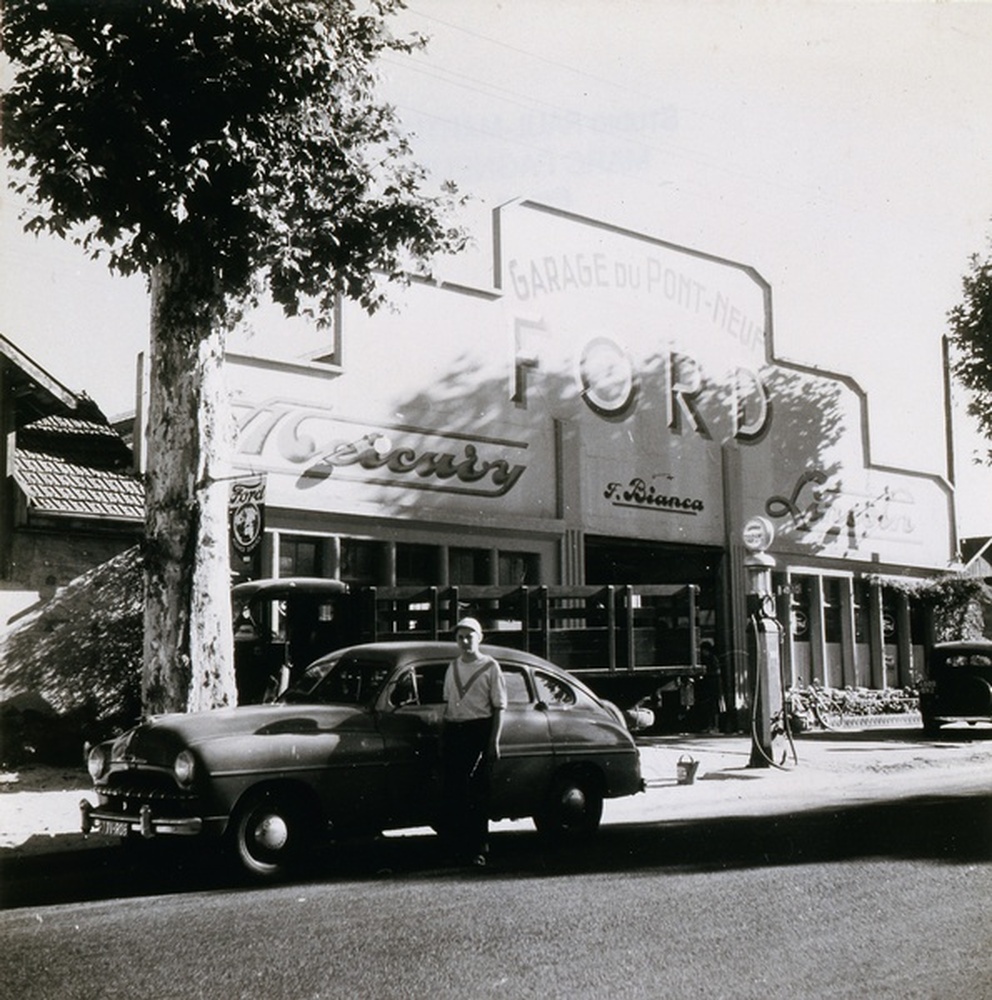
281,654,395,706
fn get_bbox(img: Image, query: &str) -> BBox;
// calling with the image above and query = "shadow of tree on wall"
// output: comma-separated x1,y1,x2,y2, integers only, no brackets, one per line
747,365,849,557
374,348,850,564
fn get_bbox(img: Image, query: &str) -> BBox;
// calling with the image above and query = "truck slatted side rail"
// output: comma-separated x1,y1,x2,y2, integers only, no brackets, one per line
355,583,701,676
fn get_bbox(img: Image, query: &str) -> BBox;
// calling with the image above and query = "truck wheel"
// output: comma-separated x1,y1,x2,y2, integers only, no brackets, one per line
534,771,603,840
231,790,312,880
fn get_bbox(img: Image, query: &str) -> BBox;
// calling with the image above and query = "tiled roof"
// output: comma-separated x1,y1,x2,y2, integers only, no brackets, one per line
14,414,144,522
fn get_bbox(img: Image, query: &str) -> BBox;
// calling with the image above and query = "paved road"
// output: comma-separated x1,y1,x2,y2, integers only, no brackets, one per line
1,728,990,998
1,787,990,999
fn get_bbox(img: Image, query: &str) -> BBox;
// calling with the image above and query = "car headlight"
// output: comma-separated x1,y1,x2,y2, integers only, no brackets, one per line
173,749,196,787
87,744,109,782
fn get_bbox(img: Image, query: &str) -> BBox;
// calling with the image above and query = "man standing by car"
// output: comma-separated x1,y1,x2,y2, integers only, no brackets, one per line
441,617,506,867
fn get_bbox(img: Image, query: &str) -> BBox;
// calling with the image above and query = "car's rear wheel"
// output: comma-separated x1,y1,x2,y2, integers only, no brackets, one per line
533,770,604,840
230,789,314,880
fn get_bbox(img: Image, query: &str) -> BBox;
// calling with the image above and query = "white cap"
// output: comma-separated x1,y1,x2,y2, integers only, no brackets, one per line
454,616,483,637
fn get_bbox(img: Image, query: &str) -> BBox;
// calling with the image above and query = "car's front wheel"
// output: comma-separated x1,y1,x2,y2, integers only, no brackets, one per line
533,770,604,840
230,789,314,880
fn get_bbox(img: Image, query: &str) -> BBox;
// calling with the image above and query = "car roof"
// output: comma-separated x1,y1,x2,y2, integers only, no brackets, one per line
932,640,992,653
308,640,601,691
315,640,549,664
232,577,350,599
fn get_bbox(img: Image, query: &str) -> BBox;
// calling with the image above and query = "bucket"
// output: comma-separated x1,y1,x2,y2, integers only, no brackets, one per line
676,753,700,785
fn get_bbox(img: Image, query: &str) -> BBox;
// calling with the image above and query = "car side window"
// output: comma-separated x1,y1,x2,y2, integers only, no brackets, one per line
389,662,448,707
502,665,532,705
390,661,530,707
945,654,992,668
416,663,448,704
389,670,417,707
312,656,392,704
534,671,576,707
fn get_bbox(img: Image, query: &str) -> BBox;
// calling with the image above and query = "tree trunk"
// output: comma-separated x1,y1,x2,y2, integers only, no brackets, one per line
143,258,236,715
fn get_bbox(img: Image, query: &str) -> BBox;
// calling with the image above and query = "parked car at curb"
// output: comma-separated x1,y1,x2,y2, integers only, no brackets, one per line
919,640,992,736
81,642,644,879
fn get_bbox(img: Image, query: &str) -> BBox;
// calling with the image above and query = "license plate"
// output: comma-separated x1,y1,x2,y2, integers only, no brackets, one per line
100,820,130,837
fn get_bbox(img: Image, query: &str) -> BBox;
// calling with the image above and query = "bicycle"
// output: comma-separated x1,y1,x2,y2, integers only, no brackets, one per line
784,682,847,732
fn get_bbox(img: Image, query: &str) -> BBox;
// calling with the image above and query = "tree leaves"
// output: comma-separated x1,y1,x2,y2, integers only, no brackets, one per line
948,237,992,461
2,0,465,323
1,0,467,715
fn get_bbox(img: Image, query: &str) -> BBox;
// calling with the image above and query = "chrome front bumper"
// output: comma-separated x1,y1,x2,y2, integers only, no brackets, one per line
80,798,203,838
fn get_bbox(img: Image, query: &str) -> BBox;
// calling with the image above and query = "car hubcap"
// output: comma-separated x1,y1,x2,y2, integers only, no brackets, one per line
254,814,289,852
561,786,587,818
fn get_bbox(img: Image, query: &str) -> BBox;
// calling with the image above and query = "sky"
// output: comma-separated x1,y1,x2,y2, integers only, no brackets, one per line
2,0,991,539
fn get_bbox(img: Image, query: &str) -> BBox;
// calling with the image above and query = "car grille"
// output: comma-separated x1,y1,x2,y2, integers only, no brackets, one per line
100,771,198,813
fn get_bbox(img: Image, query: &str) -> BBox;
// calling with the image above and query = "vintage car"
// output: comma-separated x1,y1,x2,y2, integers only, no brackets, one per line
919,639,992,736
81,642,644,879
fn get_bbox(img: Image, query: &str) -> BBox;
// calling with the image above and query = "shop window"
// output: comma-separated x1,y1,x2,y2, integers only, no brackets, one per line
397,543,438,586
910,595,927,645
279,536,321,577
822,577,842,644
341,538,380,587
853,580,870,643
882,589,899,645
449,547,492,585
498,551,540,586
790,576,811,640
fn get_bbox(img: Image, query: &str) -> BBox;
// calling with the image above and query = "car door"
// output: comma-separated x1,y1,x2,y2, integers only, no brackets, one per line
376,659,448,828
530,668,620,762
490,662,554,819
300,653,394,834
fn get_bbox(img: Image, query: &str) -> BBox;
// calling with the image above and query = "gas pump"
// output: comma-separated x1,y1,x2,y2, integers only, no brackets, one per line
742,517,787,768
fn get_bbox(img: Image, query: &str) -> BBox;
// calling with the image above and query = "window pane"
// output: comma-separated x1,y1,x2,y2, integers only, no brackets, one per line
790,577,811,640
910,596,927,644
853,580,870,643
449,547,491,585
415,663,448,704
341,538,380,586
823,578,842,644
396,543,438,586
534,672,576,706
502,666,531,705
498,551,540,585
280,536,320,577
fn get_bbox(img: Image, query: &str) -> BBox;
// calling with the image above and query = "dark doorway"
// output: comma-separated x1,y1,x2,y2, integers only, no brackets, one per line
585,536,727,732
585,537,722,587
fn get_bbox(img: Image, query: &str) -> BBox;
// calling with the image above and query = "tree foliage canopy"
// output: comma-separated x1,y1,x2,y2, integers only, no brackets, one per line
2,0,466,716
2,0,465,318
947,234,992,461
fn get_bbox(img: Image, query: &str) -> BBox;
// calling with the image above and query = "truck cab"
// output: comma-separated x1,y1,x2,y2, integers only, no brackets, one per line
232,577,353,703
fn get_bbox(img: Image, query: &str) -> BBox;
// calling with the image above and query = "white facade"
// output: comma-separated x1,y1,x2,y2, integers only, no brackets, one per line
225,200,956,704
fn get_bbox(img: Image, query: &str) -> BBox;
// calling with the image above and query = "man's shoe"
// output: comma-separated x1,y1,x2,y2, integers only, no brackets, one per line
470,853,487,868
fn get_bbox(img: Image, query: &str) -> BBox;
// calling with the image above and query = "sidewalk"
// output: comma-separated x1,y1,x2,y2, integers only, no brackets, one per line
607,727,992,827
3,727,991,858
